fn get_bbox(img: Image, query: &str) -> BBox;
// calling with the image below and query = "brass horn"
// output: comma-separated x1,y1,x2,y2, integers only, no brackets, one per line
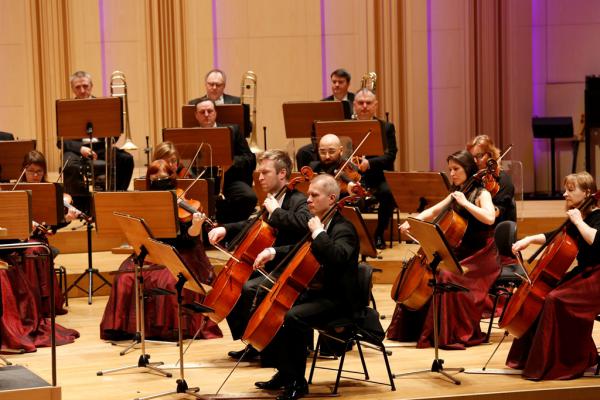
110,71,138,151
360,72,377,93
241,71,260,152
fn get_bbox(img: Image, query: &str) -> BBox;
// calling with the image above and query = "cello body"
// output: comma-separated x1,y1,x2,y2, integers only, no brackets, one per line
499,230,578,338
390,208,468,310
242,241,320,351
203,220,275,323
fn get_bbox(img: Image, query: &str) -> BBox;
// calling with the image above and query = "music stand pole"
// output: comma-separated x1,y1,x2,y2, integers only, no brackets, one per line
97,246,171,378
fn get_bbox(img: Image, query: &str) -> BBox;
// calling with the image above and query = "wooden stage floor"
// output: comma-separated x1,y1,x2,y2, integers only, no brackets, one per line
5,284,600,400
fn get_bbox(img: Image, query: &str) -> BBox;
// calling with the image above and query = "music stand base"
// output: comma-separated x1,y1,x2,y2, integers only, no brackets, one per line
114,332,175,356
135,379,201,400
97,354,172,377
393,358,464,385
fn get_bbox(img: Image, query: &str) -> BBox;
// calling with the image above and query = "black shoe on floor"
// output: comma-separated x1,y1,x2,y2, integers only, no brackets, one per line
375,236,386,250
276,378,308,400
255,371,287,390
227,345,259,361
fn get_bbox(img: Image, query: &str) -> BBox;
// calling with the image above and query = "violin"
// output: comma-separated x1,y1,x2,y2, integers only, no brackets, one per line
499,190,600,338
175,187,204,223
476,144,512,198
242,193,361,351
202,171,312,324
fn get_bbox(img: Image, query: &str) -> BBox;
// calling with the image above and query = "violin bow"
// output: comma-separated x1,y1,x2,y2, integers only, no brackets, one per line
10,168,27,191
334,129,372,180
180,142,204,179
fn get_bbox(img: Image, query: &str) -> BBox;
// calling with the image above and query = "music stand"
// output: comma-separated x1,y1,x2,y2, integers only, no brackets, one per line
56,97,123,191
135,238,212,400
0,140,36,182
532,116,574,197
162,127,234,171
314,120,383,156
181,104,250,137
0,183,64,226
0,191,58,386
385,172,450,214
392,217,465,385
96,212,172,378
134,178,216,219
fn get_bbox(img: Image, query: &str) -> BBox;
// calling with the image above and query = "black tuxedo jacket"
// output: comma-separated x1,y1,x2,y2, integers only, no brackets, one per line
217,123,256,186
322,92,355,118
363,119,397,186
0,131,14,141
188,93,241,105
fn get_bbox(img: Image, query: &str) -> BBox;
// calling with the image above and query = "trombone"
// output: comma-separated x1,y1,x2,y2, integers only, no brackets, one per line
361,72,377,93
108,71,138,190
241,71,260,152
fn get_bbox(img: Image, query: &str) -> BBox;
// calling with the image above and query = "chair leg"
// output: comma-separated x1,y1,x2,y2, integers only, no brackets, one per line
356,340,369,380
485,290,501,343
308,334,322,384
333,343,348,395
380,342,396,391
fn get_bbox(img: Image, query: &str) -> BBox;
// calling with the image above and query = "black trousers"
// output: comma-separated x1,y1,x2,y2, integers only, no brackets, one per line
63,149,134,195
267,294,340,382
366,178,397,238
226,271,272,340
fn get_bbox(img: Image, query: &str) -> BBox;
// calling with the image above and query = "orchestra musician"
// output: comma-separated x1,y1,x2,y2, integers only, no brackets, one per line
153,141,190,178
194,99,257,223
506,171,600,380
296,68,354,169
467,135,517,223
309,133,359,196
387,150,500,349
57,71,134,213
99,159,221,341
207,150,311,361
188,68,241,105
252,174,359,400
352,88,398,249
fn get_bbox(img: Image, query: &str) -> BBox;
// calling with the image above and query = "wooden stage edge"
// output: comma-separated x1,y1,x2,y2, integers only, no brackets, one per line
0,386,61,400
4,285,600,400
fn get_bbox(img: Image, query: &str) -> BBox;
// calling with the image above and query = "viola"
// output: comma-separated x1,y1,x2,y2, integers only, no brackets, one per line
499,191,600,338
203,172,311,324
390,172,488,309
242,194,359,351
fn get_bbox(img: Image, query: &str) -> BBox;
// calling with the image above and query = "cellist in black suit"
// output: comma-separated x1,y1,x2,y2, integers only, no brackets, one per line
207,150,311,361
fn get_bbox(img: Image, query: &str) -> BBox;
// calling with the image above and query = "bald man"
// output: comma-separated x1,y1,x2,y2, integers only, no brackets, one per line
309,134,359,196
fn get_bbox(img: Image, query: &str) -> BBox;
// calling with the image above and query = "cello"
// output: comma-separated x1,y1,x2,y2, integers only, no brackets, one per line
390,163,499,310
242,194,359,351
202,168,313,323
499,190,600,338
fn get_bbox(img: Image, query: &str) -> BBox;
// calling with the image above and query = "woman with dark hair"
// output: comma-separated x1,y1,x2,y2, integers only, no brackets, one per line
387,150,500,349
100,159,221,341
506,172,600,379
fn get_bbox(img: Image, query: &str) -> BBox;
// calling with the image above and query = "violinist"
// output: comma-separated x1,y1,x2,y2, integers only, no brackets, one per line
153,141,192,178
194,99,257,223
100,159,222,341
506,172,600,380
252,174,359,400
467,135,516,223
387,150,499,349
309,133,359,196
207,150,311,361
352,88,397,249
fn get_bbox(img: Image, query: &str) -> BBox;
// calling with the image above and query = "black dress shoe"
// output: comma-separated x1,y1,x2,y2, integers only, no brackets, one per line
227,345,259,360
255,371,287,390
276,378,308,400
375,236,386,250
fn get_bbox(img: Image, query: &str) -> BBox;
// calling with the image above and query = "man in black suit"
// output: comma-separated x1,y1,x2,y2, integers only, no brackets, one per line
296,68,354,169
207,150,311,360
353,88,398,249
253,174,360,400
188,69,241,105
194,99,257,222
57,71,134,212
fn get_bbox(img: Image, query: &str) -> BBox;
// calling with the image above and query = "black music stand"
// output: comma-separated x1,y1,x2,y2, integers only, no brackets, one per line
532,116,574,197
135,238,213,400
97,212,171,378
0,140,36,182
392,217,466,385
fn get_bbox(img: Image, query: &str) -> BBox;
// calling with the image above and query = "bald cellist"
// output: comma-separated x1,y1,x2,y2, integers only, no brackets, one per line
506,171,600,380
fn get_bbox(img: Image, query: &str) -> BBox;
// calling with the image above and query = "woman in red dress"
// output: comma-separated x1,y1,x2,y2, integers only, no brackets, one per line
506,171,600,379
387,150,500,349
100,159,221,341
